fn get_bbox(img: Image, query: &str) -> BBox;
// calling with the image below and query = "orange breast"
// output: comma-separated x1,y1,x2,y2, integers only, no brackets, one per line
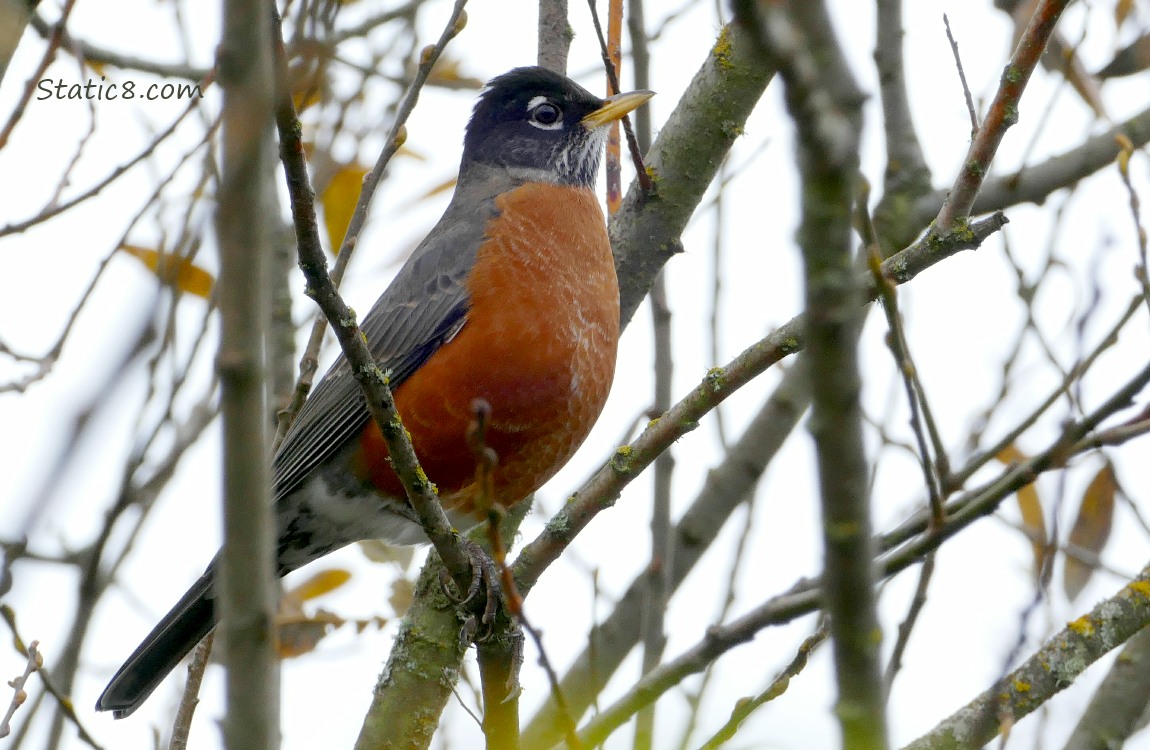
358,182,620,518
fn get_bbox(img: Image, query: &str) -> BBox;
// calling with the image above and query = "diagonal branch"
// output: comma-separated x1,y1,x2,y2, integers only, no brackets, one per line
530,356,1150,750
934,0,1073,234
521,357,811,749
273,0,475,587
903,564,1150,750
610,21,776,326
513,211,1007,593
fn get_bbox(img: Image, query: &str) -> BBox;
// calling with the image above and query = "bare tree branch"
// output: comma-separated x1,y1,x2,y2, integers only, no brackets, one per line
904,566,1150,750
610,20,776,326
742,3,885,746
1062,624,1150,750
934,0,1073,234
521,360,811,749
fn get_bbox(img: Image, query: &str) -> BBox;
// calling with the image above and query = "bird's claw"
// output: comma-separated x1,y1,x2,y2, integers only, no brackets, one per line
440,537,501,642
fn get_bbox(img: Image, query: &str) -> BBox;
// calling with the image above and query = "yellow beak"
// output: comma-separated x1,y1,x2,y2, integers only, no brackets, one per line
581,90,655,129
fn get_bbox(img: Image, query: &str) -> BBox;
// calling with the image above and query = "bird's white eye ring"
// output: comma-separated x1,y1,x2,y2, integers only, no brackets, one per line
527,96,563,130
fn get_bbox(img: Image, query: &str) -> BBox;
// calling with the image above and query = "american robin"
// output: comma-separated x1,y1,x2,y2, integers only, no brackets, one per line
95,66,653,718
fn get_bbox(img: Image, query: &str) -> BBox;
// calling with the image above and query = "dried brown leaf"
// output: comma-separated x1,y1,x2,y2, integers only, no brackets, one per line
996,446,1049,579
389,577,415,616
276,610,345,659
358,540,415,568
1064,463,1117,600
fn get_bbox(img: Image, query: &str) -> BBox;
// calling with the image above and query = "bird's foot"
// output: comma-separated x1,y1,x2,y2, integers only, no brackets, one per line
439,537,501,643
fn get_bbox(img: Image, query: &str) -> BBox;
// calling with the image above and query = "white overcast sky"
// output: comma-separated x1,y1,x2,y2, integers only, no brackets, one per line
3,1,1150,749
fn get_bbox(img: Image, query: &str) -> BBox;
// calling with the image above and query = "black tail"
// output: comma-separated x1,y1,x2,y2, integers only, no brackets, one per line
95,571,216,719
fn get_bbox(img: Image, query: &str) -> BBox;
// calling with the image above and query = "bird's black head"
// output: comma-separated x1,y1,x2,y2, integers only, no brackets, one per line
461,66,653,188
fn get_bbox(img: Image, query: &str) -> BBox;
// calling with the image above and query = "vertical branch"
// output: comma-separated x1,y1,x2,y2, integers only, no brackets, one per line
275,0,468,444
268,224,297,434
627,1,670,749
735,2,886,748
538,0,572,73
216,0,278,745
872,0,933,253
874,0,929,196
605,0,623,213
0,0,77,149
477,631,525,750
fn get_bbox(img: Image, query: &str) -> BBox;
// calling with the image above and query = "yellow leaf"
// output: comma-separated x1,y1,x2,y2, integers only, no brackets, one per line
322,163,368,252
997,446,1049,580
289,59,328,113
996,444,1026,464
292,87,323,114
120,244,213,298
1115,0,1135,29
1016,483,1048,582
422,57,483,90
1064,463,1117,601
286,568,352,603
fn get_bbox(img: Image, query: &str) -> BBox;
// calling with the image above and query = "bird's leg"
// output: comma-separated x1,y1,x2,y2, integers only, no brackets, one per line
440,399,503,636
466,398,499,518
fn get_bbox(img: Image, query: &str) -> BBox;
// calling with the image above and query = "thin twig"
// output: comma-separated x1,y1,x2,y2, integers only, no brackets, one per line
883,554,936,696
935,0,1075,233
0,607,103,750
584,0,652,191
520,614,581,750
943,13,979,137
1114,134,1150,319
168,633,213,750
697,619,830,750
272,0,477,585
0,0,78,149
0,639,40,739
945,295,1144,491
858,183,946,523
0,84,213,238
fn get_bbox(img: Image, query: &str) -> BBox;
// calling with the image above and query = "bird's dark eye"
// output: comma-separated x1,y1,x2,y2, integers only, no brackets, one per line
530,102,562,126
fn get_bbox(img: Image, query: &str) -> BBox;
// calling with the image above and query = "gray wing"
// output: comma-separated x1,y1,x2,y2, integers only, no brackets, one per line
272,179,505,501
